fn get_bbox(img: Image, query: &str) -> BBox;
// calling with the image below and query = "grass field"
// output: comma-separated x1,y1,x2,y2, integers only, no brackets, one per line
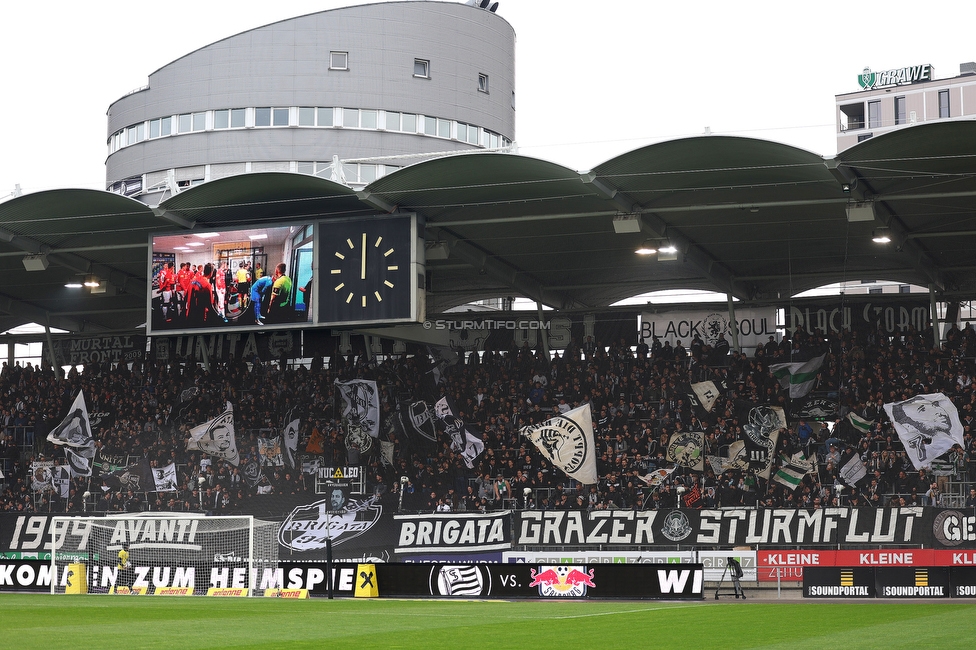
2,595,975,649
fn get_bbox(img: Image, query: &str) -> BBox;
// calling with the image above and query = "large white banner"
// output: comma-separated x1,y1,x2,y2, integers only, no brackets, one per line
884,393,965,470
640,307,777,348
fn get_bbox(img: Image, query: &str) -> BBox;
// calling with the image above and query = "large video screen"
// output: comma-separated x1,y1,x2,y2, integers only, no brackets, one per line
148,224,314,334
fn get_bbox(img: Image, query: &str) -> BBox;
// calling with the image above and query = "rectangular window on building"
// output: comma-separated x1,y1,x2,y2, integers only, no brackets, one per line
192,112,206,131
255,107,272,127
178,113,192,133
296,162,314,175
160,116,172,136
423,115,436,136
478,73,489,93
360,109,377,129
894,96,906,125
437,118,451,139
214,109,230,129
126,126,137,144
298,107,315,126
343,108,359,128
330,51,348,70
230,109,245,128
857,133,874,142
868,287,883,295
414,59,430,78
386,111,400,131
317,107,333,127
456,123,467,142
273,108,289,126
149,119,160,139
868,100,881,129
939,90,950,118
360,164,377,183
468,125,480,145
401,113,417,133
899,285,911,294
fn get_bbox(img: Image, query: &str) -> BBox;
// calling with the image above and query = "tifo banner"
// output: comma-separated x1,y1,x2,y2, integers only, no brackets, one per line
394,512,512,555
639,307,777,349
502,550,756,582
151,331,298,363
782,297,930,337
515,508,976,549
45,335,146,366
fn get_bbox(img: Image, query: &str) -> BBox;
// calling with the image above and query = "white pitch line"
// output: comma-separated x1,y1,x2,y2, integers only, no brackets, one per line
551,604,699,620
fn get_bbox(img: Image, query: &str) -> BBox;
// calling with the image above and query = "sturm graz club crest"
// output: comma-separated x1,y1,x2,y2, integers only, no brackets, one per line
660,511,693,542
859,67,876,90
430,565,491,597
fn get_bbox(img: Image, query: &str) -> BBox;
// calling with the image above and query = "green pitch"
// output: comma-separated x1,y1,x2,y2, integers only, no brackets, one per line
2,595,975,649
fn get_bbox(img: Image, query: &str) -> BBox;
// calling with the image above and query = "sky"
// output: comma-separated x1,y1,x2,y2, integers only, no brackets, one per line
2,0,976,199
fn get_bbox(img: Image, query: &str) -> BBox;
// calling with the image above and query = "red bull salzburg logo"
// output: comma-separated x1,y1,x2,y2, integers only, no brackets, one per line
529,565,595,597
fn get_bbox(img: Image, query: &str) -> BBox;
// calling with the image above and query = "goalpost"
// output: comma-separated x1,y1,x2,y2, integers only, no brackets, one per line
49,514,279,596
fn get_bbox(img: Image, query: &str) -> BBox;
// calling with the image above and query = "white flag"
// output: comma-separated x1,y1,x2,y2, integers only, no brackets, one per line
521,404,597,484
690,381,720,412
153,463,179,492
282,419,300,469
884,393,964,470
47,391,94,449
335,379,380,438
769,354,825,398
638,467,675,488
187,402,240,466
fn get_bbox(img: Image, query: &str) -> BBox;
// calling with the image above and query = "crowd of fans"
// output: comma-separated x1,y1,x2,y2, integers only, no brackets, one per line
3,319,976,516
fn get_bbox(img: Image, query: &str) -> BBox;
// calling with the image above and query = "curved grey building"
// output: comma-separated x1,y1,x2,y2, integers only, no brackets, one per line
105,1,515,199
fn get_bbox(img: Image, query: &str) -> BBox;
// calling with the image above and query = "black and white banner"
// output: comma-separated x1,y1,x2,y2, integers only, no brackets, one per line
640,307,777,349
521,404,597,484
515,507,976,548
433,396,484,469
783,297,930,338
335,380,380,439
186,402,239,466
884,393,964,470
394,512,512,555
153,463,179,492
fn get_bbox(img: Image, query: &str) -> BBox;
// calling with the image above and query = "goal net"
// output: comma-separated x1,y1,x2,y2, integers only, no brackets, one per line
49,514,279,596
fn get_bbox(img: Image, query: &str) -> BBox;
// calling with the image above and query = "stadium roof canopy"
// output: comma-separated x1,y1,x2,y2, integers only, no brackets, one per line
2,121,976,334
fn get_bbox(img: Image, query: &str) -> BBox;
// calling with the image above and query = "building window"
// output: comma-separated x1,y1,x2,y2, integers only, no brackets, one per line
192,112,206,131
317,107,333,127
868,100,881,129
298,107,315,126
894,96,906,125
178,113,193,133
401,113,417,133
939,90,950,118
214,109,230,129
343,108,359,128
386,111,400,131
273,108,289,126
857,133,874,143
360,109,377,129
899,285,911,294
478,73,489,93
414,59,430,78
423,115,436,136
839,103,865,131
330,51,348,70
437,118,451,139
868,287,883,295
231,108,245,128
255,107,272,127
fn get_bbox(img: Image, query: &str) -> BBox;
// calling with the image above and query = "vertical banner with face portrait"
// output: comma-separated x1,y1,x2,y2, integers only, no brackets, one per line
884,393,964,470
186,402,240,466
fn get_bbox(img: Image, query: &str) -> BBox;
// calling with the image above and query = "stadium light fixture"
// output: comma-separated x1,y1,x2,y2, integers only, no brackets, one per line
635,240,657,255
872,228,891,244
